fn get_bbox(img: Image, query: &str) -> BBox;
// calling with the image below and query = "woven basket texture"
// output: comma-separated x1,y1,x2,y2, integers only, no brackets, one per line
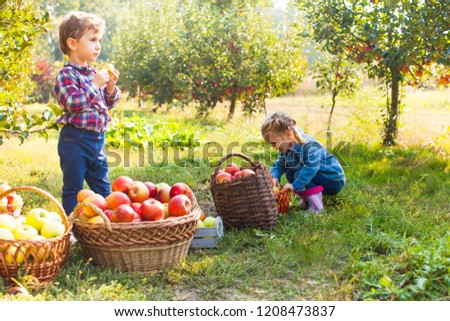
210,153,278,229
70,193,200,274
0,186,71,284
275,188,291,214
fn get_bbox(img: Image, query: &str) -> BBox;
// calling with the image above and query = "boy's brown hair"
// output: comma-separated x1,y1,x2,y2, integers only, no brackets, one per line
58,11,105,56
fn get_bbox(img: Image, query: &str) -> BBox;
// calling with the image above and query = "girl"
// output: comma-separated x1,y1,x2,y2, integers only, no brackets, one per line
261,111,345,213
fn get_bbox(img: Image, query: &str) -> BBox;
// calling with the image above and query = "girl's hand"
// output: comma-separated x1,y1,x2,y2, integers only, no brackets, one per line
272,178,280,188
283,183,294,191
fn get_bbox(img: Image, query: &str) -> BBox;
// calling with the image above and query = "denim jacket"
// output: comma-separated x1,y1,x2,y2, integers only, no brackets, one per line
269,132,345,192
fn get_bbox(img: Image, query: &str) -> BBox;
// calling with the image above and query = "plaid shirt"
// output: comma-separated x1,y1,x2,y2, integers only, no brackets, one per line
54,62,120,132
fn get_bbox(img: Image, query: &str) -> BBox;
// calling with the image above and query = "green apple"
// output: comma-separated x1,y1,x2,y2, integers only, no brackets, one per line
203,216,216,227
13,224,38,240
40,220,65,239
0,213,18,232
0,227,15,240
48,211,63,223
16,216,26,225
197,219,205,228
4,245,27,264
26,208,51,232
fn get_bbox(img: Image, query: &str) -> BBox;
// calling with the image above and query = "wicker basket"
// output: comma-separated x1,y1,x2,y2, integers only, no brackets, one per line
275,187,291,214
70,194,201,274
0,186,72,284
210,153,278,229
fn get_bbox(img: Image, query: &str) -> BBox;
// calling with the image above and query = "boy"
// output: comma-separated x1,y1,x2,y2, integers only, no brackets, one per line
55,11,120,215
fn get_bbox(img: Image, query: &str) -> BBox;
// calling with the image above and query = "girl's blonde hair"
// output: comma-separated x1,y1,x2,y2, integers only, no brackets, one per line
260,111,305,144
58,11,105,56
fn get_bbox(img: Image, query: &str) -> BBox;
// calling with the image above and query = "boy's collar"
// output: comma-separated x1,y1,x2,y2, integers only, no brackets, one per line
64,61,95,72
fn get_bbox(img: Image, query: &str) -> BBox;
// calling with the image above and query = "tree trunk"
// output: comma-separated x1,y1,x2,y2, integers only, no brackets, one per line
326,92,337,150
228,95,237,119
383,69,400,146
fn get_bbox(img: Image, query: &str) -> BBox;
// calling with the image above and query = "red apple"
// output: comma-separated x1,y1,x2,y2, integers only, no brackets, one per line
130,202,142,215
78,210,90,222
6,193,23,205
140,198,165,221
224,162,240,176
106,191,131,210
144,182,158,198
216,172,233,184
128,181,149,203
82,194,107,217
211,169,223,180
240,169,256,177
156,186,171,203
155,182,170,192
110,204,134,223
232,171,241,180
169,182,193,201
131,211,141,222
77,189,95,203
104,209,112,221
111,176,134,193
168,194,192,217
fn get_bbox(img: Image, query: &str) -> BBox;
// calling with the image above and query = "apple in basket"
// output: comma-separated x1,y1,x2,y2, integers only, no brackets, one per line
239,169,256,178
168,194,192,217
110,204,134,223
130,202,142,215
169,182,193,202
111,175,134,193
77,189,95,203
6,193,22,206
128,181,149,203
216,172,233,184
156,186,171,204
0,213,18,231
40,220,65,239
224,162,240,176
0,197,7,210
140,198,165,221
25,208,52,232
82,193,107,217
106,191,131,210
144,182,158,198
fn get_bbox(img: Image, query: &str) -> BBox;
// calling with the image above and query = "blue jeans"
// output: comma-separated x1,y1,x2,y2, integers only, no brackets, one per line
58,125,111,215
286,169,345,195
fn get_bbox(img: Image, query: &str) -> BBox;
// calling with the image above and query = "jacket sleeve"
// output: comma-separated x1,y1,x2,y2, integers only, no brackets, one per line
269,155,286,181
292,143,325,192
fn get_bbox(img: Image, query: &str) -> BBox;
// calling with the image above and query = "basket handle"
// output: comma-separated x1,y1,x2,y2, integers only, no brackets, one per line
70,202,113,233
212,153,258,180
0,186,70,230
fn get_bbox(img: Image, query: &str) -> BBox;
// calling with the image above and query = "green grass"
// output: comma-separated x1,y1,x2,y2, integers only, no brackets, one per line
1,86,449,300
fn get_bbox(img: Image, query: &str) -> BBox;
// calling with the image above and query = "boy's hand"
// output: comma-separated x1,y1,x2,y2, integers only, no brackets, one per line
92,69,109,89
104,64,119,94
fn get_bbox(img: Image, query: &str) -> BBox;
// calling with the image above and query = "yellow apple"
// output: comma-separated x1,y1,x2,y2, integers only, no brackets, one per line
0,227,15,240
29,235,50,262
203,216,216,227
4,245,27,264
13,224,38,240
87,215,104,224
40,220,65,239
25,208,51,232
197,219,205,228
0,214,18,232
48,211,63,223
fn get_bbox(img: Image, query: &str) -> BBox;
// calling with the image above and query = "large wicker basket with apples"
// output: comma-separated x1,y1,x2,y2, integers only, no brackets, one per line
210,153,278,229
70,177,201,274
0,186,72,284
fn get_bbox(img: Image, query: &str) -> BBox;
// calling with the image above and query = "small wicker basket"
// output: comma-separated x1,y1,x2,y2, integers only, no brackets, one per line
210,153,278,229
0,186,72,284
70,194,201,274
275,187,291,214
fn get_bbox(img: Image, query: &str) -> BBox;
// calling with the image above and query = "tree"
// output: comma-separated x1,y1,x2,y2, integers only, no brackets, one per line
113,0,306,117
0,0,61,145
299,0,450,145
312,54,361,148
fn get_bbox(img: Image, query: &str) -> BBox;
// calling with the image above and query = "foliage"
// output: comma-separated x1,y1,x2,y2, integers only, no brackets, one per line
0,0,61,145
312,54,361,131
105,115,201,149
113,0,306,117
31,58,57,103
299,0,450,145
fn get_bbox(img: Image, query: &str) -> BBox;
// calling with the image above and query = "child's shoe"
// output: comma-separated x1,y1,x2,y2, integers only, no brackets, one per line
301,186,324,214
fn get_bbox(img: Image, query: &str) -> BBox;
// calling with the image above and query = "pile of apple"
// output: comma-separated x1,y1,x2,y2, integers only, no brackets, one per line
196,215,217,229
0,183,24,217
75,176,195,223
0,209,66,264
214,162,256,184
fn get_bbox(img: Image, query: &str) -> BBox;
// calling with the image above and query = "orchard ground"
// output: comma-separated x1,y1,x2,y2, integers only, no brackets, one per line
1,84,449,300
